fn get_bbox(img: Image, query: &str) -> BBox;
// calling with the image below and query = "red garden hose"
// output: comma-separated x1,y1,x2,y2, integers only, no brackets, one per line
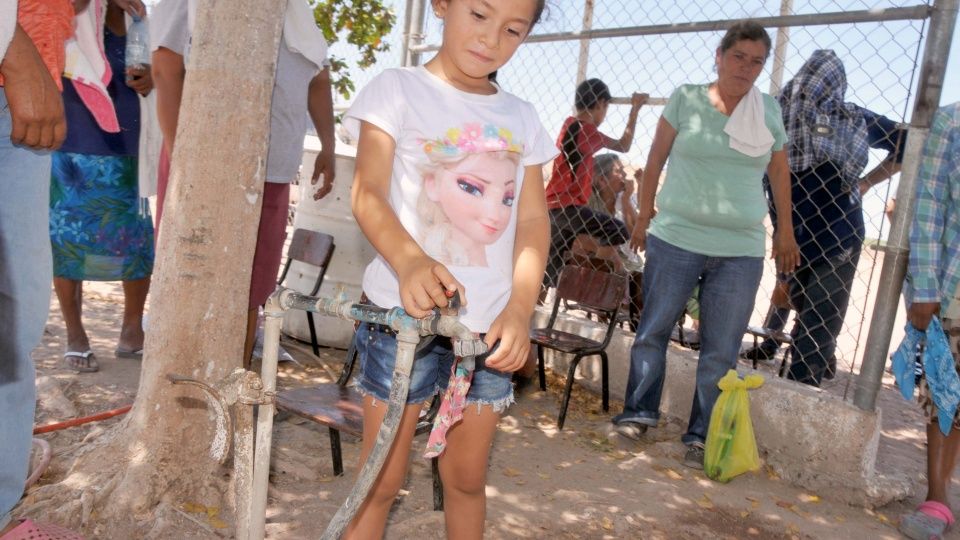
32,404,132,434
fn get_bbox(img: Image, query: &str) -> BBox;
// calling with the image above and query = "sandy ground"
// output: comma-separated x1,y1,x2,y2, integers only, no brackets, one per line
19,280,954,539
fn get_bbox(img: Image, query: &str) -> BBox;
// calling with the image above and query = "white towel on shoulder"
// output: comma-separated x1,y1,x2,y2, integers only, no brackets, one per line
724,86,774,157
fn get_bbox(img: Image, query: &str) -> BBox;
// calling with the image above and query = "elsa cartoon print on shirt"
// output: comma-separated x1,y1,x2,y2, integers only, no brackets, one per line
417,123,524,267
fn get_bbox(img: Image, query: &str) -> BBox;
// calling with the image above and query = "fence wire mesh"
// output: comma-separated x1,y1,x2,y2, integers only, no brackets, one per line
331,0,944,401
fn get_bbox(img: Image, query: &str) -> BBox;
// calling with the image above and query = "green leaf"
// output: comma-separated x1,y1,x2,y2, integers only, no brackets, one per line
310,0,397,101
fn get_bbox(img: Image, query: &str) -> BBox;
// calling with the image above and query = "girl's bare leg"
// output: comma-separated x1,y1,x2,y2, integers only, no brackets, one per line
438,404,500,540
343,397,424,539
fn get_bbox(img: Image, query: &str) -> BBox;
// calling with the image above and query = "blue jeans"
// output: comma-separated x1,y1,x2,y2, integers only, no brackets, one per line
614,235,762,445
786,247,859,386
0,91,53,528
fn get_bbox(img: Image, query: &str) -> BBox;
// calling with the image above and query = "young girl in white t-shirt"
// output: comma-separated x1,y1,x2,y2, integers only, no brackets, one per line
343,0,554,537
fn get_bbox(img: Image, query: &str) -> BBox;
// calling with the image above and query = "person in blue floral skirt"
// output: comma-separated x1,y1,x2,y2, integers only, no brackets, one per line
50,0,154,372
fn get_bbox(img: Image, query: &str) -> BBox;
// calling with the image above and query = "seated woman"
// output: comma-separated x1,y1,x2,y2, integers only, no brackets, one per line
571,154,637,270
543,79,646,287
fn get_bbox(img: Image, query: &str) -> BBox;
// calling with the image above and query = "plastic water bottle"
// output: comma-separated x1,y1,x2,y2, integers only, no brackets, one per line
125,16,150,80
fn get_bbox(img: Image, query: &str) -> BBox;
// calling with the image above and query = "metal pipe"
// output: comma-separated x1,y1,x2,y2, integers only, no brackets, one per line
320,327,420,540
854,0,958,411
233,397,254,540
768,0,793,96
575,0,594,85
409,5,931,53
399,0,414,67
407,0,428,66
610,96,667,107
248,298,285,539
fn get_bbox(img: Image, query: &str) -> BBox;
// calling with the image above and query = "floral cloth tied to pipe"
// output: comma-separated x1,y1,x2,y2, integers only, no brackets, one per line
892,317,960,435
424,354,476,458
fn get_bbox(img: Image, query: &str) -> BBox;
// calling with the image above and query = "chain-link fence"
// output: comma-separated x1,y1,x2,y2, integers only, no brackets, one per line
330,0,955,408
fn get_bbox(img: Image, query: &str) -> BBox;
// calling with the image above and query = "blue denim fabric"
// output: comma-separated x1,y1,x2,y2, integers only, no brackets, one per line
354,323,514,412
786,247,859,386
0,91,53,527
614,235,763,445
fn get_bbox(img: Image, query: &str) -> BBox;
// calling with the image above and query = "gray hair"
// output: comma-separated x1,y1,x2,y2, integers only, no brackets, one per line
593,154,621,179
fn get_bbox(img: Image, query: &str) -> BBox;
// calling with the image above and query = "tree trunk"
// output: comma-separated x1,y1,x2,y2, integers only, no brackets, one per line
21,0,287,535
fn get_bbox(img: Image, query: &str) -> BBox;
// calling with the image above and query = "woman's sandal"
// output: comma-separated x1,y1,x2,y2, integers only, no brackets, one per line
0,518,84,539
63,350,99,373
900,500,955,540
114,347,143,359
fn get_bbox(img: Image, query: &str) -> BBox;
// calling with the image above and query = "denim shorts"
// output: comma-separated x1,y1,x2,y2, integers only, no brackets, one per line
354,322,515,413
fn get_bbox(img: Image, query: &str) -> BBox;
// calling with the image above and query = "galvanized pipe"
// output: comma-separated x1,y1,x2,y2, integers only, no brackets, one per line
399,0,414,67
768,0,793,96
854,0,958,411
575,0,595,85
320,327,420,540
233,398,254,540
409,5,931,53
248,297,285,539
406,0,428,66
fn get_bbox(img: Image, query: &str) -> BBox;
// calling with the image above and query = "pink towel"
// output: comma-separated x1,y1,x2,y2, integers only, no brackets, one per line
423,355,475,458
63,0,119,133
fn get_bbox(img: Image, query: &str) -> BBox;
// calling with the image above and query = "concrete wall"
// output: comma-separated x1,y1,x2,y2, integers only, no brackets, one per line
533,309,915,506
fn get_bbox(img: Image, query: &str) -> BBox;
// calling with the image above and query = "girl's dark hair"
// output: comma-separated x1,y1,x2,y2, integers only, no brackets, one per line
719,20,772,59
561,78,610,177
531,0,546,26
560,121,583,180
574,78,611,111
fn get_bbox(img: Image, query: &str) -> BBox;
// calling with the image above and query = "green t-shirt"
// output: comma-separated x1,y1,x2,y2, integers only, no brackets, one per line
648,84,787,257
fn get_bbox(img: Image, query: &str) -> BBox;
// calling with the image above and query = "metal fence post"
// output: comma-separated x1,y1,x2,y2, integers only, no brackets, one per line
575,0,595,85
853,0,958,411
405,0,428,67
399,0,414,67
768,0,793,96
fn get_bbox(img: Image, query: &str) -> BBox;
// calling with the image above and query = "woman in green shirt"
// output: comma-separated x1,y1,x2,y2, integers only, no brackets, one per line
613,21,799,469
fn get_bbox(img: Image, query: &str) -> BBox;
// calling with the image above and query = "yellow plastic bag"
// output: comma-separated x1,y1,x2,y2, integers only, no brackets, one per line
704,370,764,483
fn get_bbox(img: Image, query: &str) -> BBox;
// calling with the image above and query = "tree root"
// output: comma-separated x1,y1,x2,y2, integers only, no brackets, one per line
16,419,231,538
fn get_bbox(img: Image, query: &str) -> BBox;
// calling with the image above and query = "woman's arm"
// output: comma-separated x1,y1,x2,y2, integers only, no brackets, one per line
307,67,336,200
483,163,550,371
630,116,676,252
151,47,184,154
351,121,462,318
765,150,800,274
620,170,639,233
602,93,648,152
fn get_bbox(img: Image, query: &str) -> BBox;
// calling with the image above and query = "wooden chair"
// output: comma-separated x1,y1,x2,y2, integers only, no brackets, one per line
275,333,445,510
531,265,628,430
277,229,335,356
563,253,633,330
744,325,793,377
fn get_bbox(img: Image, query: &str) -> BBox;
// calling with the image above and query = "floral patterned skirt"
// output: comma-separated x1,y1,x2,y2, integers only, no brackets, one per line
49,152,154,281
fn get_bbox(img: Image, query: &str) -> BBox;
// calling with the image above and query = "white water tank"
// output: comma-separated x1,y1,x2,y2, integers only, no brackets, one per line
282,136,376,348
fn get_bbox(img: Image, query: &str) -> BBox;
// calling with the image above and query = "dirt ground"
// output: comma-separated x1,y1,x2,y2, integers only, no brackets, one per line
19,280,952,539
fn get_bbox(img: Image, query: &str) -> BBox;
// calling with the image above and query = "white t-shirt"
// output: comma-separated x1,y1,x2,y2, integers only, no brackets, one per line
344,66,558,332
148,0,327,183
